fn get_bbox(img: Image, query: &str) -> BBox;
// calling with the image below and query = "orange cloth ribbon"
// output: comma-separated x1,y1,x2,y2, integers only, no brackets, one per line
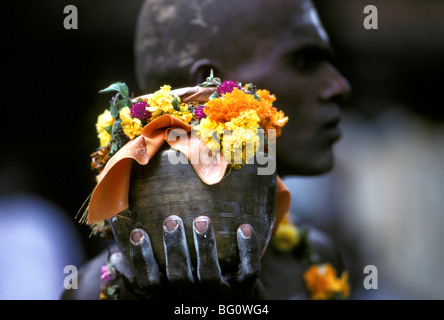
87,114,291,234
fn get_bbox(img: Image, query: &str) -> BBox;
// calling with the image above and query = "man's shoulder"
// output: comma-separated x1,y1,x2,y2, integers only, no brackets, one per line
260,223,346,299
304,224,345,272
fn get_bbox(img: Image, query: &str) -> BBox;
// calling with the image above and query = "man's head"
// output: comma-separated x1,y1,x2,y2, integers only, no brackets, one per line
135,0,350,176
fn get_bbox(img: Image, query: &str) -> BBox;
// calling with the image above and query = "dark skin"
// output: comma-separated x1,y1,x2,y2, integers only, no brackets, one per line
62,0,350,300
126,217,263,299
222,1,350,176
63,217,264,300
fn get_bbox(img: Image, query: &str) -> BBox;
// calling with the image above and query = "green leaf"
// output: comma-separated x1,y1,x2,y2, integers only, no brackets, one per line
108,119,128,158
116,99,128,113
99,82,129,98
109,98,119,119
104,125,112,135
198,69,222,87
199,81,215,88
208,91,219,100
109,142,119,158
105,284,120,299
258,128,269,146
171,95,180,111
245,83,254,91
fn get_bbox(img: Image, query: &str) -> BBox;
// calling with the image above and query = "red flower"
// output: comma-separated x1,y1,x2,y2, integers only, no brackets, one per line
217,80,241,96
130,100,151,121
194,106,206,121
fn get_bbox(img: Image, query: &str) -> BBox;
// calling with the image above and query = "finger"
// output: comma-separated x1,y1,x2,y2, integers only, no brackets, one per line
109,252,135,282
129,228,161,290
193,216,223,284
163,215,194,286
110,251,150,297
236,224,261,289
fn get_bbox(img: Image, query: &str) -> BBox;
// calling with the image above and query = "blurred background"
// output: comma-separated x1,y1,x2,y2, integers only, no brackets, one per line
1,0,443,299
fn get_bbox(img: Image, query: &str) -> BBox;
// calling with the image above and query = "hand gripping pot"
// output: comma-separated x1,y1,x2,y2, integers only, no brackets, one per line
110,144,277,273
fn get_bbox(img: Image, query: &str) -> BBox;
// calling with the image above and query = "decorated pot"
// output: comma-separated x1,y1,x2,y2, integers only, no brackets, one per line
86,75,289,275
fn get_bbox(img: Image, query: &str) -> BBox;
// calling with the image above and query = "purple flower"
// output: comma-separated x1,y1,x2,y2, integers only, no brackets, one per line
217,80,241,96
194,106,207,121
101,265,116,283
130,100,151,121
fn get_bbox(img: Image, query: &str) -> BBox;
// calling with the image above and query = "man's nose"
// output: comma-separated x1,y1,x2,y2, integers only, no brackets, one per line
319,64,351,104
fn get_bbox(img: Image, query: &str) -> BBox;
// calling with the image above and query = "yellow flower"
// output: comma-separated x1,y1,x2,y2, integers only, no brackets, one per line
222,127,259,168
224,110,260,166
119,106,142,139
96,110,115,147
195,109,261,167
169,105,193,124
303,263,350,300
177,103,194,123
194,118,224,154
144,85,194,124
179,110,193,124
337,271,350,299
272,223,300,251
97,130,112,148
147,85,174,115
225,109,260,131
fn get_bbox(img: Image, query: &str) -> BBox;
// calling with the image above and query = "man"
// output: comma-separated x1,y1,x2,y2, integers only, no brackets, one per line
62,0,350,300
135,0,350,177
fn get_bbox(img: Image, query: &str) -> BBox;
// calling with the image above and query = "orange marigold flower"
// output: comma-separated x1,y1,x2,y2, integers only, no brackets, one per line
203,88,288,140
256,89,276,105
204,88,259,123
303,263,350,300
256,90,288,138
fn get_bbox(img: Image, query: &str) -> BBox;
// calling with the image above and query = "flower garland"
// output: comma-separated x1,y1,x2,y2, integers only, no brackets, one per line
100,262,120,300
271,212,350,300
91,71,288,173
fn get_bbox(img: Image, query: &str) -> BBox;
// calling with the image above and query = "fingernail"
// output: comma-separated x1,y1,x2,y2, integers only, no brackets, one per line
164,217,179,232
130,229,144,245
109,252,122,264
239,224,252,239
194,216,209,234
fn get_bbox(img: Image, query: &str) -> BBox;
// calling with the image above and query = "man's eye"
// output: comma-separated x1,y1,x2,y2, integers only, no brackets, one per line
284,47,333,74
287,54,321,73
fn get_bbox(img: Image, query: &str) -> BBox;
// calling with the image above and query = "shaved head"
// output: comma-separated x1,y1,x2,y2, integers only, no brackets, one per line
135,0,350,176
135,0,313,91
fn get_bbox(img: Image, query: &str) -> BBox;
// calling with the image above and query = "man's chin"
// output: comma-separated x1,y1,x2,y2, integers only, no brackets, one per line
276,153,334,177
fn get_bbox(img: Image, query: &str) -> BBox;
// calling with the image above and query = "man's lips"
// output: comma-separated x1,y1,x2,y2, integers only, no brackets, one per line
321,115,342,141
323,116,341,129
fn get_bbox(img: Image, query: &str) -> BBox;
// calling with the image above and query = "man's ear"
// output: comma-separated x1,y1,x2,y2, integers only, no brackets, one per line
188,59,222,85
